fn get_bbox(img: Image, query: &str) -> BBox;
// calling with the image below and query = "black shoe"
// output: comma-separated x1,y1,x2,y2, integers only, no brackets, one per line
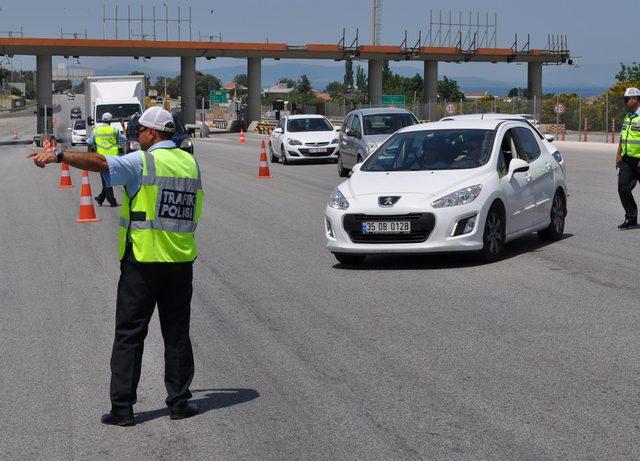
101,410,135,427
169,402,199,420
618,218,638,229
94,196,104,206
109,202,119,208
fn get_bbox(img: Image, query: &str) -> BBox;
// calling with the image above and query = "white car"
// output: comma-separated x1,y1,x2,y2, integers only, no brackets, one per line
68,119,87,146
269,114,340,164
324,119,567,264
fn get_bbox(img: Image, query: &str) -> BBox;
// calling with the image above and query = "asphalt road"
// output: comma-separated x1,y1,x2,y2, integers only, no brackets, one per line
2,131,640,459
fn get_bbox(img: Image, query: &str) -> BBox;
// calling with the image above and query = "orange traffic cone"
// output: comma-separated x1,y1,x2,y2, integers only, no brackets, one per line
257,140,272,179
76,170,100,223
12,128,18,139
44,135,51,153
239,129,246,144
57,162,73,189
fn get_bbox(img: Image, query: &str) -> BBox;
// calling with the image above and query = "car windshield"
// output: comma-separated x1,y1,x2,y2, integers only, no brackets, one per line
96,104,141,121
74,120,86,130
287,117,333,132
363,113,417,135
72,107,81,112
362,129,495,172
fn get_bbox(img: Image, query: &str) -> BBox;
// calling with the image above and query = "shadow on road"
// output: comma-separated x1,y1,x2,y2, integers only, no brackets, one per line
333,233,575,271
135,388,259,424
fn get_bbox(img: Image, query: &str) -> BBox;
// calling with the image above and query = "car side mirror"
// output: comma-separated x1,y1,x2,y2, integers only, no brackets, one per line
87,116,94,126
273,127,283,134
506,158,530,181
335,126,341,131
67,127,72,131
544,134,555,142
351,163,363,173
345,128,355,137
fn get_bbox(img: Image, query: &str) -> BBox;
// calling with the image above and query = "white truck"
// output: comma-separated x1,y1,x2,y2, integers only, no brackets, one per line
85,75,146,147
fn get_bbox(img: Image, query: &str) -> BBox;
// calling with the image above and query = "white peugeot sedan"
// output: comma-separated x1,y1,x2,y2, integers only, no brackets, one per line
324,119,567,264
269,114,340,164
68,119,87,146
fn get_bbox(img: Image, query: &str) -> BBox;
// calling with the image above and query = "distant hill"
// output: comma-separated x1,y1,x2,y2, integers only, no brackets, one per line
86,60,610,97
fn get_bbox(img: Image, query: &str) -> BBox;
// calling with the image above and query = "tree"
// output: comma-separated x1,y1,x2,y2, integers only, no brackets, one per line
278,77,296,88
355,65,367,92
195,72,222,108
53,80,72,94
508,87,529,98
129,71,150,88
233,73,248,87
438,76,464,101
615,62,640,83
72,80,85,94
296,74,313,95
10,86,23,96
344,60,354,88
326,81,345,99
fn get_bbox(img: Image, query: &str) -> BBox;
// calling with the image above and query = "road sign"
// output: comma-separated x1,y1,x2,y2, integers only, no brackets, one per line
554,103,566,115
381,94,406,107
445,103,457,115
209,89,229,104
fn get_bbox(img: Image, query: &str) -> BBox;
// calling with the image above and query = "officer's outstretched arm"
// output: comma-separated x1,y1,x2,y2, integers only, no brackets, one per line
27,149,109,172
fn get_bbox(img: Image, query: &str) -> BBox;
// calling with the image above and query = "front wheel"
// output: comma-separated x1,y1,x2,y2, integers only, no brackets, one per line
269,142,278,163
479,206,505,263
334,253,366,265
538,191,566,241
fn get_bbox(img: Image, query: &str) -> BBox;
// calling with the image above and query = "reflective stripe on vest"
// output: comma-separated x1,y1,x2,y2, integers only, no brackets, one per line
93,125,119,156
118,148,202,262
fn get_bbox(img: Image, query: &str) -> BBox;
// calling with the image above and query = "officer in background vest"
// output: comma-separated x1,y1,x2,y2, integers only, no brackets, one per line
86,112,128,207
28,106,203,426
616,87,640,228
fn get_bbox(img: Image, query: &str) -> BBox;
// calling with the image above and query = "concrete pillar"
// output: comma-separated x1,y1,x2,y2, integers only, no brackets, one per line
368,60,383,106
527,62,542,121
247,58,262,128
180,56,196,125
36,54,52,135
423,61,438,120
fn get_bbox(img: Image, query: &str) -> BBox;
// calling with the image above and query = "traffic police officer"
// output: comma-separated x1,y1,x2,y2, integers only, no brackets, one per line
616,87,640,228
86,112,127,207
28,106,203,426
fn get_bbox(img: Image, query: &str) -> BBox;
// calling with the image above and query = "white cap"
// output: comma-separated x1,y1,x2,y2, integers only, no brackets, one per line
101,112,113,122
138,106,175,132
624,87,640,98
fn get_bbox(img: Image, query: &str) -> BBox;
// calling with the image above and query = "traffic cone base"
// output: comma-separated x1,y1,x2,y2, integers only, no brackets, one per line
57,162,73,189
257,140,272,179
77,170,100,223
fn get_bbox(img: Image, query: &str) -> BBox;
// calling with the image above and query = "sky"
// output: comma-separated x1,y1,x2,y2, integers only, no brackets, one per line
0,0,634,89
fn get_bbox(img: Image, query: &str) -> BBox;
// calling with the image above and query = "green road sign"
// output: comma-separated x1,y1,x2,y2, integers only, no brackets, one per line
381,94,406,107
209,89,229,104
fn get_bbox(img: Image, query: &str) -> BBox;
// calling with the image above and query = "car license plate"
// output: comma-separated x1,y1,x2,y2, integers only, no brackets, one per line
308,148,327,153
361,221,411,234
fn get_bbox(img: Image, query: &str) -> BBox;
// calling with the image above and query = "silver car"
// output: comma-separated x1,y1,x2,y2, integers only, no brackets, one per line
337,108,419,177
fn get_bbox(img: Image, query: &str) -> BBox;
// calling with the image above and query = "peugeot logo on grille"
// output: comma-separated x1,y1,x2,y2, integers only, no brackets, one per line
379,196,400,207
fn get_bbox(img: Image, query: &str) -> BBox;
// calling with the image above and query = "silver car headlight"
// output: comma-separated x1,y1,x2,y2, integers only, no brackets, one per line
288,138,302,146
331,137,339,144
328,188,350,210
432,185,482,208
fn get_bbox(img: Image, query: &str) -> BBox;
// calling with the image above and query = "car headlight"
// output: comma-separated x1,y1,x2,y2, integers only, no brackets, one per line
366,143,378,154
432,185,482,208
328,188,349,210
331,137,339,144
180,138,193,149
288,138,302,146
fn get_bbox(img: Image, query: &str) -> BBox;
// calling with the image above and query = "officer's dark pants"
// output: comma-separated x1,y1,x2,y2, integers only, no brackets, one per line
110,249,195,417
97,172,116,206
618,155,640,220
